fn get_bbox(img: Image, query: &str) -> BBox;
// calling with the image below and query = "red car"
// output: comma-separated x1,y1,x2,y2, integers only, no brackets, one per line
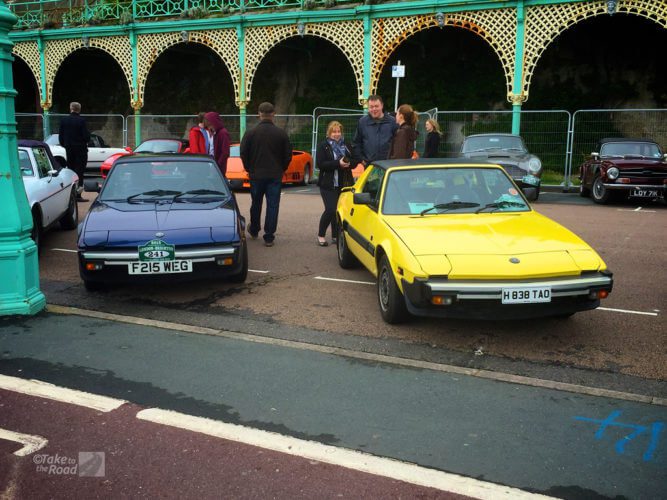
578,138,667,204
100,138,190,179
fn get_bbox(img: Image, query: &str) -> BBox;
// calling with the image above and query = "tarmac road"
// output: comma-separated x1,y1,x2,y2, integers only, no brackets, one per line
36,186,667,385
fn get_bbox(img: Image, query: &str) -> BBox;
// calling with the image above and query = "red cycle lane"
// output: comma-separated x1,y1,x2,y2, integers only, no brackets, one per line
0,389,472,499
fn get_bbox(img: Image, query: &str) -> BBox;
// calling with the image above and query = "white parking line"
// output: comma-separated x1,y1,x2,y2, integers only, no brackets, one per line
617,207,656,213
293,188,311,192
0,428,48,456
249,269,269,274
0,374,126,412
52,248,77,253
137,408,554,500
314,276,374,285
598,307,659,316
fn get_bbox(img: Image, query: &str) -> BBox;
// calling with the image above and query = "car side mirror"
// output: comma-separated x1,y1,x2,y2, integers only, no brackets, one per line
521,186,538,202
591,152,599,159
84,178,101,193
48,169,59,177
341,186,355,194
663,153,667,161
353,192,372,205
124,146,133,153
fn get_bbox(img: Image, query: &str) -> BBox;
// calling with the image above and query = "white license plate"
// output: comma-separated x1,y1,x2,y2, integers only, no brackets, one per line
630,189,660,198
128,260,192,275
502,286,551,304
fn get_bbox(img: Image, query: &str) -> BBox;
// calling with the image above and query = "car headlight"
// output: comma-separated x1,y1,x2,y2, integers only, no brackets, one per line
527,158,542,174
606,167,619,180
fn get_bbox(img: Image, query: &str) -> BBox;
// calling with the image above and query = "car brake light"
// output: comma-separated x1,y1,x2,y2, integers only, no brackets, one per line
85,262,104,271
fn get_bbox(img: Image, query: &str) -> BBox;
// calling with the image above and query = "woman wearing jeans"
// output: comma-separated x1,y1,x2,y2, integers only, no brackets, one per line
316,121,354,246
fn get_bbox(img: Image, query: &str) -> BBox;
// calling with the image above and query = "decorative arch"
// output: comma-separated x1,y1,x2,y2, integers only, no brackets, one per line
244,20,364,105
136,30,239,109
44,37,132,109
12,41,41,102
370,10,517,102
523,0,667,100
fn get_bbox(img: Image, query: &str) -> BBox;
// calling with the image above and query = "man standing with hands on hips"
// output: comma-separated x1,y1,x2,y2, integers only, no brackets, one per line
58,101,90,201
240,102,292,247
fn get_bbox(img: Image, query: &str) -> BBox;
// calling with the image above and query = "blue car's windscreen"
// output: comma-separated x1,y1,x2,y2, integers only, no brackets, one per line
382,167,529,215
100,160,230,202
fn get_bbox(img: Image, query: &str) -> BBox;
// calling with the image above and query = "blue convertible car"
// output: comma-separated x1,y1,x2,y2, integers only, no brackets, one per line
78,155,247,291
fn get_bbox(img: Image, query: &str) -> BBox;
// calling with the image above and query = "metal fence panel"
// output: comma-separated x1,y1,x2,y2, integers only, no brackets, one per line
15,113,44,141
47,114,126,148
569,109,667,181
435,110,571,183
126,114,198,148
246,115,313,153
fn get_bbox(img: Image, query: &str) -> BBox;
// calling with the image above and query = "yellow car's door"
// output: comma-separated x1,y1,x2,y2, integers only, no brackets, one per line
344,166,386,274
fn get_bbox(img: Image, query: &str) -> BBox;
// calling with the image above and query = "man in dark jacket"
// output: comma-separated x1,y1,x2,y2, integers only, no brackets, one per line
240,102,292,247
58,101,90,200
351,95,398,169
204,111,230,176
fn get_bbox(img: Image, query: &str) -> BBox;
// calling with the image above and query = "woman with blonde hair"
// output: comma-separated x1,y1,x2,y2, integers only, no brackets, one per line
422,118,442,158
315,121,354,246
389,104,418,160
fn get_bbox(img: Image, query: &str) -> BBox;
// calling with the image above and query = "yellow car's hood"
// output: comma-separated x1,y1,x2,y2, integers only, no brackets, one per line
386,212,604,279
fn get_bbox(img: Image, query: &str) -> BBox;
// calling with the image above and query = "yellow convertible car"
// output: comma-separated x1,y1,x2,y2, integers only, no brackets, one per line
336,160,613,323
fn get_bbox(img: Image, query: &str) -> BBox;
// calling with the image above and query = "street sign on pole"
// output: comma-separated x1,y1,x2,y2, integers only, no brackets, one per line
392,61,405,112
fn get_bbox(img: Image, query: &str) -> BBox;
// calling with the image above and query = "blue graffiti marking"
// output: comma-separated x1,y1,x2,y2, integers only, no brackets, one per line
573,410,664,462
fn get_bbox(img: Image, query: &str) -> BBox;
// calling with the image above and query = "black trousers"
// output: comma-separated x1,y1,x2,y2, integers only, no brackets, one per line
318,187,341,238
65,146,87,187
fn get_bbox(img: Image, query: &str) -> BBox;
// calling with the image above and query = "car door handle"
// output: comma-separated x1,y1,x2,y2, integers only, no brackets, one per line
350,208,354,216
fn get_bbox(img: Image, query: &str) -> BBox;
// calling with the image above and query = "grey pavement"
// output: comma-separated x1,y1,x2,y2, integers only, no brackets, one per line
0,311,665,499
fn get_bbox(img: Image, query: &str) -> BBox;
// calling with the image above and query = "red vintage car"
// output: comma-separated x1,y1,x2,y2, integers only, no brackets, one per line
100,138,190,179
578,138,667,204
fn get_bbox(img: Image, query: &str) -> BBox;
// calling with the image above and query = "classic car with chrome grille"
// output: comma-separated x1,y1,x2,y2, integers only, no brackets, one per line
78,154,247,291
461,133,542,200
578,138,667,204
336,159,613,323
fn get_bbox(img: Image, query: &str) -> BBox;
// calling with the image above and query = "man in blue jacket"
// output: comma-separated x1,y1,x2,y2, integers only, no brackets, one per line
351,95,398,169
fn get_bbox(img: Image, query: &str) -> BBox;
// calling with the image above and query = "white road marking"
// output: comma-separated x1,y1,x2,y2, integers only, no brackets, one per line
0,428,48,456
248,269,270,274
314,276,374,285
137,408,554,500
52,248,77,253
598,307,659,317
0,374,125,412
294,188,311,192
46,305,666,406
617,207,656,213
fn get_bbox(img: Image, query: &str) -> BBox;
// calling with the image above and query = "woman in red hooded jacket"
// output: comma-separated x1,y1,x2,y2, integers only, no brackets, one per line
204,111,231,176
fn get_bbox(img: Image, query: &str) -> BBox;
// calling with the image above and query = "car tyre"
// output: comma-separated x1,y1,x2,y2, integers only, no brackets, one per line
59,188,79,230
300,164,311,186
30,208,41,254
377,254,409,324
591,174,610,204
579,180,590,197
228,244,248,283
337,222,359,269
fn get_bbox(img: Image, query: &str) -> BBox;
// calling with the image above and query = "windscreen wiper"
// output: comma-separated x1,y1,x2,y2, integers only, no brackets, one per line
420,201,480,216
475,200,527,213
126,190,181,202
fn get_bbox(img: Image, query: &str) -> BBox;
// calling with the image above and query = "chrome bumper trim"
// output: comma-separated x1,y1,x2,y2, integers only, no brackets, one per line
82,247,235,260
603,183,666,190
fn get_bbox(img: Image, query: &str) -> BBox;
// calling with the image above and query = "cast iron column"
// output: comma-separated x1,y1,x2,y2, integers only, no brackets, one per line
0,1,46,315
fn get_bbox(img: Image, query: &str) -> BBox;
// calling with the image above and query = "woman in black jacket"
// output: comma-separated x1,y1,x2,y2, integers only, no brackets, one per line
316,121,354,246
422,118,442,158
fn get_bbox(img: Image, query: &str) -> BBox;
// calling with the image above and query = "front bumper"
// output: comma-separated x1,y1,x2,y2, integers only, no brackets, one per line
401,271,613,320
79,244,244,284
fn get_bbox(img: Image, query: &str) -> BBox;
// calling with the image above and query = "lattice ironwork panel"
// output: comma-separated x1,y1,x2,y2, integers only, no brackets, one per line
244,21,365,105
370,10,517,102
523,0,667,100
137,30,239,109
43,37,133,109
12,42,42,103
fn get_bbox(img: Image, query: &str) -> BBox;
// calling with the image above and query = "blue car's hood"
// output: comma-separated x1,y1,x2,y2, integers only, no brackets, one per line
81,201,239,247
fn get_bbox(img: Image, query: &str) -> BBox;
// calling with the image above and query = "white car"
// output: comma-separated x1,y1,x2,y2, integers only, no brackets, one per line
18,140,79,249
45,133,127,178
